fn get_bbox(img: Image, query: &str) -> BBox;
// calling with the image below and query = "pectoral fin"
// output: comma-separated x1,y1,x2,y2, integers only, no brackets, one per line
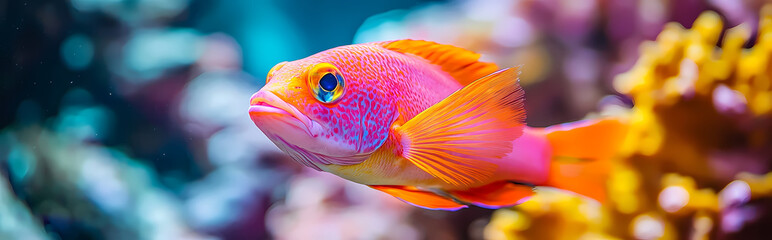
370,185,467,211
396,68,527,186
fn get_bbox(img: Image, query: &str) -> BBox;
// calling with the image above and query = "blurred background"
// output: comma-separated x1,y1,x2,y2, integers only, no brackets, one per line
2,0,772,239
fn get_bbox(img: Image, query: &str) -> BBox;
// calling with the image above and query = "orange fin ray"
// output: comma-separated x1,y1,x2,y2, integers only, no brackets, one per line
376,40,499,86
449,181,535,209
396,68,526,186
370,185,467,211
544,118,629,202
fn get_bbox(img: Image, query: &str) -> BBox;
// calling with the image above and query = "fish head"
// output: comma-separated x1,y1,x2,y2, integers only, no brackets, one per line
249,44,399,169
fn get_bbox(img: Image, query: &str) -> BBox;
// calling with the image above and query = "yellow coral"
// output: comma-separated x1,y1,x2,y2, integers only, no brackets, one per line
483,189,613,240
487,6,772,240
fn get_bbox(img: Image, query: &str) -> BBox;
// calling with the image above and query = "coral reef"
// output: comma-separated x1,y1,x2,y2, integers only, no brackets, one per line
486,7,772,240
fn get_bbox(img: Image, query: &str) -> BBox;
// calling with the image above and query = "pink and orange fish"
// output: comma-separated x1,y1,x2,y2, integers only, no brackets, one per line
249,40,627,210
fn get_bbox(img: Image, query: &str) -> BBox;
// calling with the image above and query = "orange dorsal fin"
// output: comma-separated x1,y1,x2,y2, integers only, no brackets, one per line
376,39,499,86
543,118,629,202
370,185,467,211
449,181,534,209
396,68,526,186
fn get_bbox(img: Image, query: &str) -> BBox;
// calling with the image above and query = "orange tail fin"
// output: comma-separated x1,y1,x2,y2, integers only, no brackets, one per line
542,118,629,202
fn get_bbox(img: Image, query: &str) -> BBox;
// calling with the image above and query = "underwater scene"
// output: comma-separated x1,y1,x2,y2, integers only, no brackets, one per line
2,0,772,239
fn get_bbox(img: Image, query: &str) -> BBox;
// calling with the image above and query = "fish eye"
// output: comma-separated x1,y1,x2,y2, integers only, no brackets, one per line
319,73,338,92
308,63,345,103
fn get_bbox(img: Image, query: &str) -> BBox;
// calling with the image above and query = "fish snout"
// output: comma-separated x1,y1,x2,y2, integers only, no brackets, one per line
249,90,317,137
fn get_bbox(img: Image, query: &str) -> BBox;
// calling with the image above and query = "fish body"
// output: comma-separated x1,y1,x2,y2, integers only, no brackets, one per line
320,127,551,190
249,40,627,210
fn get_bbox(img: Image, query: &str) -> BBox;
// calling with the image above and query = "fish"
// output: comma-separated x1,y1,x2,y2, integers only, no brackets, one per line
248,39,628,210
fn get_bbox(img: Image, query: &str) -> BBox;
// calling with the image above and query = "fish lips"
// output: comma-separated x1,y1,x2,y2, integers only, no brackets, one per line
249,90,368,166
249,90,320,137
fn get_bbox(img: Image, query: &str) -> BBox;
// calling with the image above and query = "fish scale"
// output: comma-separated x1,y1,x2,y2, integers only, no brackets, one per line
249,39,628,210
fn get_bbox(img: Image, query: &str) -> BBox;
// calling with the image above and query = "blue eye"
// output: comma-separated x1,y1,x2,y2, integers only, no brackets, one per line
308,63,345,103
319,73,338,91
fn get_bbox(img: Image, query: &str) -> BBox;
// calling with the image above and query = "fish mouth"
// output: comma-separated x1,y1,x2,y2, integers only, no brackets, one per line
249,90,369,168
249,91,319,137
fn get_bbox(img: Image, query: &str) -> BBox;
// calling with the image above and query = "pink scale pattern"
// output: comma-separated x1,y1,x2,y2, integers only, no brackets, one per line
262,43,463,166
